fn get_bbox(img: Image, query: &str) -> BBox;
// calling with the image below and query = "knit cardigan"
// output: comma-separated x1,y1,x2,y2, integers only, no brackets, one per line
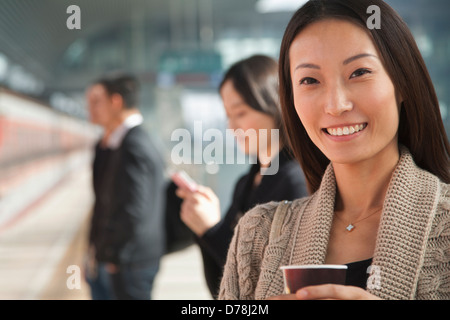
219,147,450,300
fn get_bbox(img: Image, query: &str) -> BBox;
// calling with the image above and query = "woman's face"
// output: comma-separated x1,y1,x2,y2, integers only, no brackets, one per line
220,79,277,156
289,19,401,164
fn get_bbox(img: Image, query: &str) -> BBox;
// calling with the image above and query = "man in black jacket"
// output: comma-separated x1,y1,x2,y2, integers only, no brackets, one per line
86,74,166,300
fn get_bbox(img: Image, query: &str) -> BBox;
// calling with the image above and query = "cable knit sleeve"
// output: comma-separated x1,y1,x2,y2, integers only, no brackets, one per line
219,202,279,300
416,182,450,299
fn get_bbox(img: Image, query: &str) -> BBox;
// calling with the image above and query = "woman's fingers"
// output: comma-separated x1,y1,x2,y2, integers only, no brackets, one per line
296,284,381,300
267,294,299,300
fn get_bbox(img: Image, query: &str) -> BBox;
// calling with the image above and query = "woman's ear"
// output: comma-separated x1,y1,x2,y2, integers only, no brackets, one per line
110,93,124,112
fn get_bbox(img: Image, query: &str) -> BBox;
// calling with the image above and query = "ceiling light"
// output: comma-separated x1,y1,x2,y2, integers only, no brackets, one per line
255,0,308,13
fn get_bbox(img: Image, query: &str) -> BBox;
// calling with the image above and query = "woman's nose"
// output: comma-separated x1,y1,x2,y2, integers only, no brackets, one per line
324,84,353,116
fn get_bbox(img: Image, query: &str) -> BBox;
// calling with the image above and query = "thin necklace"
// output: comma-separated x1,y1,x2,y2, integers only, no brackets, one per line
334,206,383,232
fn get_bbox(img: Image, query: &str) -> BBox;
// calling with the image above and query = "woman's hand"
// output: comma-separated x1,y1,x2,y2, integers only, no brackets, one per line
176,185,221,237
269,284,381,300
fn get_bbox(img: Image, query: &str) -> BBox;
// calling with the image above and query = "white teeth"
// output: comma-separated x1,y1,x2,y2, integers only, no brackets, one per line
326,124,366,136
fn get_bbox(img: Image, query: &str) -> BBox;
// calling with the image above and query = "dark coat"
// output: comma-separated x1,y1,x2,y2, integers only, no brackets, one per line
89,125,166,265
196,149,308,298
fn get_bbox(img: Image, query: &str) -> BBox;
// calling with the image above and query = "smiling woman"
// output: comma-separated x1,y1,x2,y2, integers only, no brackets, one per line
219,0,450,301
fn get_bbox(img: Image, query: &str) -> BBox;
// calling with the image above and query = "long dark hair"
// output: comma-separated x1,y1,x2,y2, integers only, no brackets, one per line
279,0,450,193
220,54,288,146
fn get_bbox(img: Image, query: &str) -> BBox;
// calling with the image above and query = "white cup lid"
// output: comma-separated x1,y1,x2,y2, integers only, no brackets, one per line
280,264,348,270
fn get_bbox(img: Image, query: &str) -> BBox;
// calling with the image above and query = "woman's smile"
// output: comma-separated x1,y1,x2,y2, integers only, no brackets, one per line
322,123,368,141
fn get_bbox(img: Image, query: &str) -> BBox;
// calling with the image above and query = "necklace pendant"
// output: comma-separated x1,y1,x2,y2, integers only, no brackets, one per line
346,224,355,232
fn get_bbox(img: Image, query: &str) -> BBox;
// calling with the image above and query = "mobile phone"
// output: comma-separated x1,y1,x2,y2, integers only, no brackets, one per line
171,170,198,192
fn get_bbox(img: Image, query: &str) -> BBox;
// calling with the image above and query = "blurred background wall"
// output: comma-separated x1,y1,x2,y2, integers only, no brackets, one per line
0,0,448,214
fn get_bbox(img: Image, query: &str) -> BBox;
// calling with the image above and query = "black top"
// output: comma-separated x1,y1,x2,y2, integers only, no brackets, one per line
345,258,373,289
197,149,308,298
90,126,167,265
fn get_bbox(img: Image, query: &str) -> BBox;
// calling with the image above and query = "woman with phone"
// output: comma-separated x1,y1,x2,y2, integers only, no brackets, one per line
176,55,308,299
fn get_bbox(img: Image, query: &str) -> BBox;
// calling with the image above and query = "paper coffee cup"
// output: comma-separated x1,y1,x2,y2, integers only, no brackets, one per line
280,264,348,294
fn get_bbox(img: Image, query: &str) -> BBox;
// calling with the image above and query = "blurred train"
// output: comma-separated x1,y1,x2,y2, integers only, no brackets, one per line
0,86,99,228
0,86,98,169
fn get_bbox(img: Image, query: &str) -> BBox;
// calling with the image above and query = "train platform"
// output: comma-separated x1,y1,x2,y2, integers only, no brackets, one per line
0,161,211,300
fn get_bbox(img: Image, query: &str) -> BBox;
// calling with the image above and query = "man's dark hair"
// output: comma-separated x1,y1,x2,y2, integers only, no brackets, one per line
93,74,140,109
